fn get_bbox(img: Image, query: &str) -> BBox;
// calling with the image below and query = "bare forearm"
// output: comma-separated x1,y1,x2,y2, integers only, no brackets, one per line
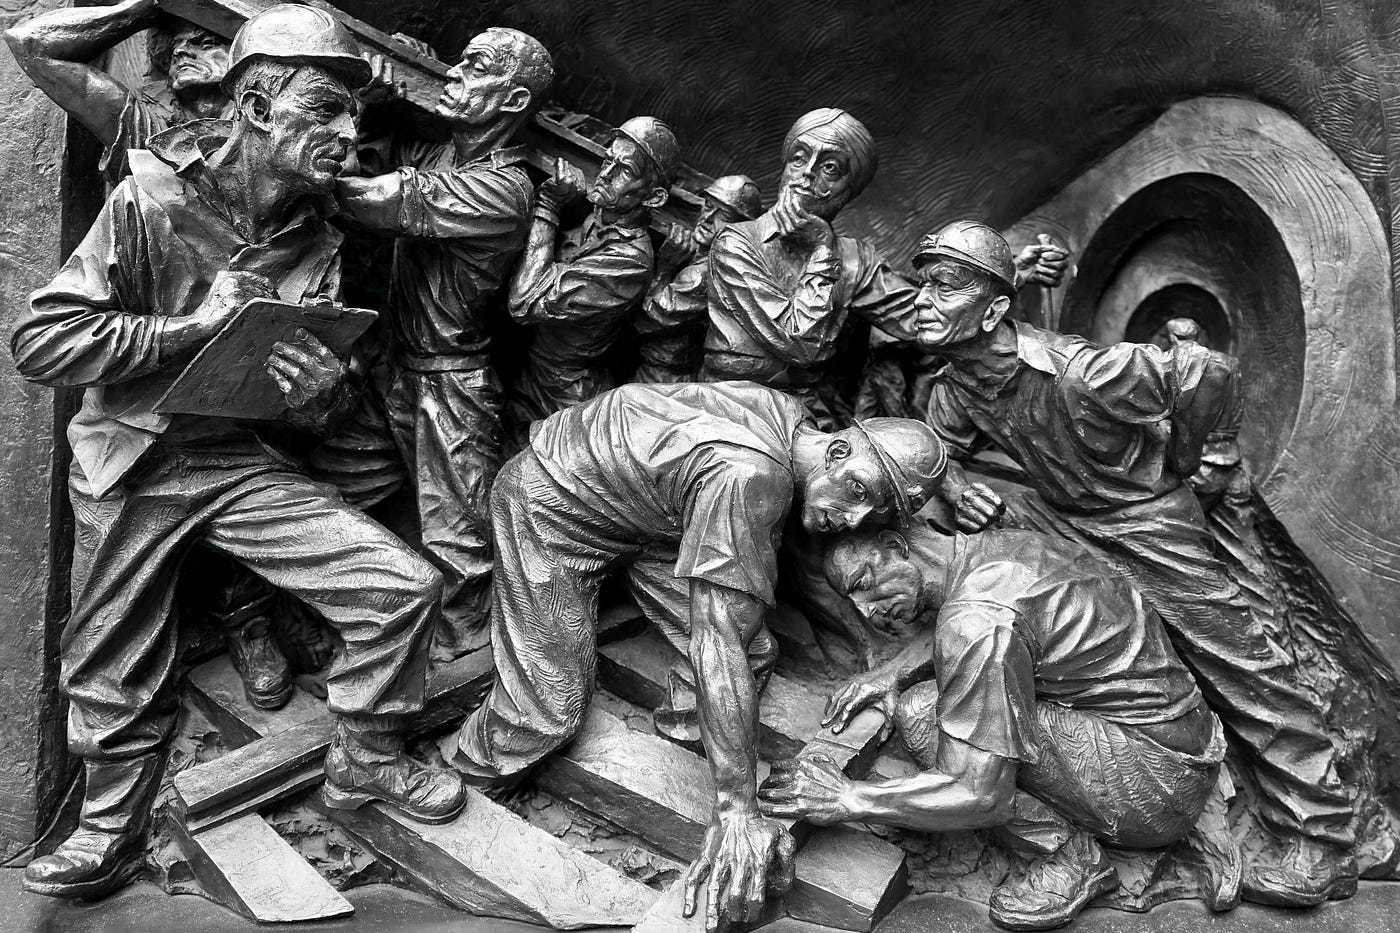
691,583,765,818
507,202,562,322
847,770,1012,833
5,0,156,63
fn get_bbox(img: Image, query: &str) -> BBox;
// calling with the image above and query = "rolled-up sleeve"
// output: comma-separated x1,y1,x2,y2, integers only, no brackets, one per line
707,227,841,367
510,235,653,325
935,603,1039,763
847,240,920,342
397,165,531,241
13,180,164,387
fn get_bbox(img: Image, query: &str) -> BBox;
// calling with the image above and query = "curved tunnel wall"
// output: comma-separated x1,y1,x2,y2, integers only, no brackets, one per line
1005,96,1400,657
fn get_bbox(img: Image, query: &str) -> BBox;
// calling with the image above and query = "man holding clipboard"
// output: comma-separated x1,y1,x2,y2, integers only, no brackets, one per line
11,6,465,901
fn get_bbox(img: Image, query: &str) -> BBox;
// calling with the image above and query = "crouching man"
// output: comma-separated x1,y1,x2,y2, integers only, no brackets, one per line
759,523,1231,931
443,381,947,931
11,5,465,900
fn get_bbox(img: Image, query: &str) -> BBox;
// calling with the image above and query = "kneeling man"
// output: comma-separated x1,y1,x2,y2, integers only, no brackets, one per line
444,381,947,932
760,523,1228,931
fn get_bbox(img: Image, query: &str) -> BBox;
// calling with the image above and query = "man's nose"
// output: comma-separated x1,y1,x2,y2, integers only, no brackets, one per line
799,152,820,178
845,502,873,529
332,112,356,143
914,286,935,311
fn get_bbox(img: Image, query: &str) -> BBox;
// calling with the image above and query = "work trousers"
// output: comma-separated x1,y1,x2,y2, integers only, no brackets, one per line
311,365,503,655
451,450,775,780
65,441,441,762
1008,484,1354,846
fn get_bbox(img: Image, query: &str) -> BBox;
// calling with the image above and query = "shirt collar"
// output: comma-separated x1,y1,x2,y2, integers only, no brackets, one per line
147,118,333,245
1012,319,1061,376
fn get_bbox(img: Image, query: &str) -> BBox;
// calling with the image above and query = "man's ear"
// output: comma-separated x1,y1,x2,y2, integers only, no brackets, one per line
824,436,852,466
239,89,274,132
642,184,669,210
981,294,1012,333
500,85,531,115
877,528,910,558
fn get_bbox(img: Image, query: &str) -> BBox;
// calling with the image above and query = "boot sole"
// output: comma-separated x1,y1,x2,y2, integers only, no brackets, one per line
321,783,467,825
1241,872,1358,908
990,864,1118,931
22,858,141,900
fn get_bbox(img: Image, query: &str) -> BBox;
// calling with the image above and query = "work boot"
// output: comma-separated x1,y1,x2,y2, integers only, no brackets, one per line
322,719,466,824
989,830,1118,931
652,666,702,749
24,757,160,899
1184,770,1242,911
1242,835,1358,907
226,615,293,711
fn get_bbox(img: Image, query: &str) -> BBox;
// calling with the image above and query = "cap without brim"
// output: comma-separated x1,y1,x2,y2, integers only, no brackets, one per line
782,108,877,195
223,4,373,95
851,418,949,522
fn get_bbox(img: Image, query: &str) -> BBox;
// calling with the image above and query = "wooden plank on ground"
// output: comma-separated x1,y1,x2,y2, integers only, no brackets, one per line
324,789,658,928
631,878,781,932
172,812,353,922
598,630,829,758
177,605,645,831
537,705,904,931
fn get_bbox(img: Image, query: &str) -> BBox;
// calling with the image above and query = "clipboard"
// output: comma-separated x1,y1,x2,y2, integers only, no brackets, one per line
155,298,378,420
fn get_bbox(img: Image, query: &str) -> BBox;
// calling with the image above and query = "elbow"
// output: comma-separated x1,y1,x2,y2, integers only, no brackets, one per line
4,25,39,63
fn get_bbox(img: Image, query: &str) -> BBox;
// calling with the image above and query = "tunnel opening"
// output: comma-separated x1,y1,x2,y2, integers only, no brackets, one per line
1059,172,1305,478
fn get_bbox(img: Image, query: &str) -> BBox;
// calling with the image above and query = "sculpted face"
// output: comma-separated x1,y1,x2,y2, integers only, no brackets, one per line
168,24,230,92
913,259,1005,350
779,131,856,220
800,431,896,535
826,535,926,632
437,32,528,126
693,195,745,249
588,136,660,213
263,67,356,192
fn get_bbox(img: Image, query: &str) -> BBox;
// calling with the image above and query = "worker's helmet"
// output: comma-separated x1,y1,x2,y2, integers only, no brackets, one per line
615,116,681,188
852,419,949,521
912,220,1017,293
703,175,762,219
223,4,372,95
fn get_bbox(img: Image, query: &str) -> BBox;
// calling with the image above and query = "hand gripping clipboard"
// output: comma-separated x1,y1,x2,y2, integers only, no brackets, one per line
155,298,378,420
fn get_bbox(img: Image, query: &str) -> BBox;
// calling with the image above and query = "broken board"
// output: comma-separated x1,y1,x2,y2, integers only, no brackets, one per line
171,811,353,922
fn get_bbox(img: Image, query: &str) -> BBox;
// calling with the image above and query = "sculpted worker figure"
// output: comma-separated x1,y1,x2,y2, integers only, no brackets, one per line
911,220,1356,906
761,524,1230,930
505,116,679,436
320,27,554,658
5,0,233,185
702,108,1066,426
443,381,947,932
635,174,763,383
11,6,466,900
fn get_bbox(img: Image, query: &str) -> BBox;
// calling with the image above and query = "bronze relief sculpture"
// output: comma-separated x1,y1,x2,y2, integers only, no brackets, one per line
3,3,1399,933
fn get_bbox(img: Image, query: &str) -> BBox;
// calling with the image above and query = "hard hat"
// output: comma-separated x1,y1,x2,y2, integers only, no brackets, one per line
614,116,681,187
912,220,1017,292
703,175,762,219
223,4,372,94
852,418,949,521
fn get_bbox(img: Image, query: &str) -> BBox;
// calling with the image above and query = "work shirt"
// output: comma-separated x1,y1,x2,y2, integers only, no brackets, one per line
926,321,1233,513
12,119,344,497
512,210,654,376
933,528,1204,763
368,137,534,368
529,381,811,605
98,81,235,186
703,215,921,389
635,255,709,382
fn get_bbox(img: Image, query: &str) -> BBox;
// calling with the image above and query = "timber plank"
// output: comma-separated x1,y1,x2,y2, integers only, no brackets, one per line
172,812,353,922
325,789,658,928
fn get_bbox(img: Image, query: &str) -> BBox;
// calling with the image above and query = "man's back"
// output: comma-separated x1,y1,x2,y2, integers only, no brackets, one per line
937,528,1203,729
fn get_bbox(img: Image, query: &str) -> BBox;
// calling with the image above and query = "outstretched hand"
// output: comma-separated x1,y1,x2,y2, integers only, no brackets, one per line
822,668,901,744
758,753,856,826
682,811,796,932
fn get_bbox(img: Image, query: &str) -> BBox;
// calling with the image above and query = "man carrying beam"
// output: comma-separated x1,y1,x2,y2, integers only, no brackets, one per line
317,28,554,659
443,380,948,932
504,116,679,440
761,523,1231,930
